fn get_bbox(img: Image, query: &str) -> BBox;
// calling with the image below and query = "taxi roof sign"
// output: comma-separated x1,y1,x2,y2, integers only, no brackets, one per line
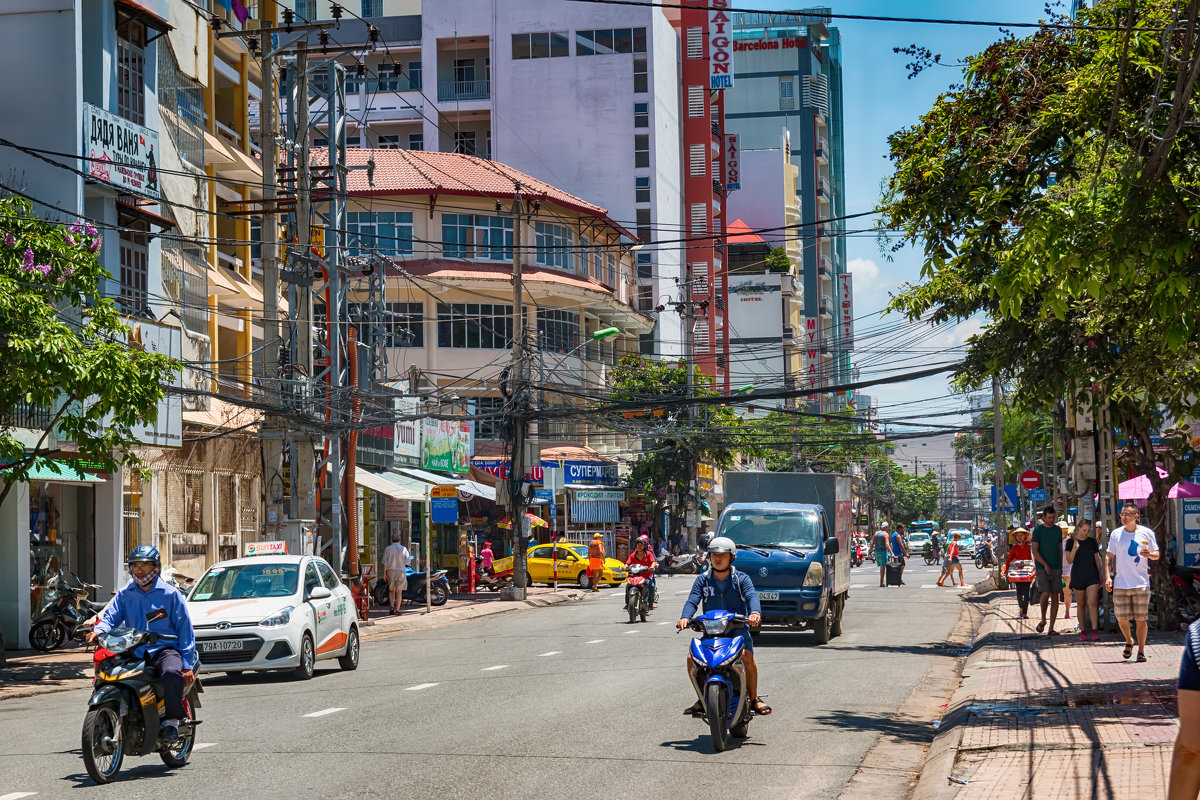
245,541,288,556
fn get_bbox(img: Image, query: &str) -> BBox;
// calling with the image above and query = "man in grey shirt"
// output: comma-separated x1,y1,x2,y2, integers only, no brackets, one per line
873,522,891,588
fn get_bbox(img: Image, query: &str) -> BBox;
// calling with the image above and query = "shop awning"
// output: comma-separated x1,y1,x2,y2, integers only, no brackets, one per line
12,461,105,485
458,479,496,501
392,467,496,502
354,469,424,501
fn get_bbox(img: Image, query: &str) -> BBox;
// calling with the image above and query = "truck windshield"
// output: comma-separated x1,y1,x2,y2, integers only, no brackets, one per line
718,510,821,550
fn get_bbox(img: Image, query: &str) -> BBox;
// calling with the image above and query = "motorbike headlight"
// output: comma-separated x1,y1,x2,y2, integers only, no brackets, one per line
259,606,294,627
803,561,824,587
701,618,729,635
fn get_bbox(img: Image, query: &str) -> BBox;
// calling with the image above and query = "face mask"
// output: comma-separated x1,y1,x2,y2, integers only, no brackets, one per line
132,566,159,587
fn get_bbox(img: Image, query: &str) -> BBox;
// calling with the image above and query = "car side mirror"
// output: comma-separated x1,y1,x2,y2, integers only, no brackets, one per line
308,585,332,600
824,537,840,555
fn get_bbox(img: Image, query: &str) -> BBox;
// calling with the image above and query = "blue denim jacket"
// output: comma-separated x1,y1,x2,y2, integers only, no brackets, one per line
680,567,761,620
95,577,197,670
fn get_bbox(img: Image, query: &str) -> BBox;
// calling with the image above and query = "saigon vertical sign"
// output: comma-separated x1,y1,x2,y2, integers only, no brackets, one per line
725,134,740,191
709,0,734,90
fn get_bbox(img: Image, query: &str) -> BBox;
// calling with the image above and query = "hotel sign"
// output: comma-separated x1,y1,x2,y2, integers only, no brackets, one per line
82,102,160,200
838,274,854,350
725,134,740,191
709,1,734,90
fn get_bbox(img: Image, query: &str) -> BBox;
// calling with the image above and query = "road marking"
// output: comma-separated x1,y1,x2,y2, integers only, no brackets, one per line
624,630,640,634
658,621,671,625
405,683,438,691
303,707,346,718
538,651,562,657
0,793,39,800
481,664,510,671
586,639,605,644
673,591,689,595
921,584,938,588
193,742,218,750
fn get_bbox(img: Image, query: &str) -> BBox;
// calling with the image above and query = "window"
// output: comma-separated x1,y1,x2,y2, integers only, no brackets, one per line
407,61,422,90
534,222,574,271
639,332,655,356
118,219,149,314
637,285,654,312
537,309,580,353
317,560,341,589
378,134,401,149
408,132,424,151
117,21,146,124
454,131,477,155
633,57,648,93
384,301,424,347
513,31,570,59
634,134,649,168
637,258,652,279
688,143,707,177
606,252,616,285
474,396,505,440
250,217,262,262
690,203,708,237
687,85,705,119
304,563,321,597
437,303,513,349
294,0,316,19
576,27,646,55
360,0,383,16
346,210,414,256
780,77,795,111
635,175,650,204
636,209,652,243
634,102,648,128
686,26,704,59
454,58,476,83
441,213,514,260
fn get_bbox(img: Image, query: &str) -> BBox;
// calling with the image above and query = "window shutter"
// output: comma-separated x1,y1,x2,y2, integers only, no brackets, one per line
689,203,707,237
687,85,705,118
688,144,707,177
686,27,704,59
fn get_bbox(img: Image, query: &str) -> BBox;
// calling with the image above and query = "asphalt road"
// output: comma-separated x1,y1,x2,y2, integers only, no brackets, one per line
0,559,982,800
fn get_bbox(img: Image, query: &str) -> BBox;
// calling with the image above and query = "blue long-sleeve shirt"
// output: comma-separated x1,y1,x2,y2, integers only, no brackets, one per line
680,568,761,620
95,576,197,670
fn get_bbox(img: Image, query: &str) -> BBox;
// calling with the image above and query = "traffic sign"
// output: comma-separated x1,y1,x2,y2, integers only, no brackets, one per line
1020,470,1042,490
1028,488,1047,503
1184,499,1200,566
991,484,1019,512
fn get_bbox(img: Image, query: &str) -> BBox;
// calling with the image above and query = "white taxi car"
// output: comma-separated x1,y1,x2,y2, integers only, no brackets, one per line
187,554,359,680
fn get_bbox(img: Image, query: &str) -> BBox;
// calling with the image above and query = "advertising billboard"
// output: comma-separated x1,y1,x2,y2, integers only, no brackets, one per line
83,102,160,200
709,1,734,90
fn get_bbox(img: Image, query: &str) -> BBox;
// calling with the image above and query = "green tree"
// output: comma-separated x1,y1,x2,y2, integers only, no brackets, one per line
0,197,180,507
764,246,791,274
878,0,1200,626
749,408,890,473
954,403,1054,485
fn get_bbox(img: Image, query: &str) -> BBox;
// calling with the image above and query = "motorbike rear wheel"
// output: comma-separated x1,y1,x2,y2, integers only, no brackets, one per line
975,557,984,569
430,582,448,606
159,717,195,769
627,587,637,624
29,619,66,651
82,702,124,784
705,682,729,753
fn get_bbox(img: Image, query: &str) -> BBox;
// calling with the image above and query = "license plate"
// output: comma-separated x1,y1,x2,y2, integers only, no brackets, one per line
200,639,243,652
758,591,780,601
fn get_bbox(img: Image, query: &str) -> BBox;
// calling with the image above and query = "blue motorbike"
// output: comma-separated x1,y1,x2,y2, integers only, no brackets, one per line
371,567,450,607
682,610,754,751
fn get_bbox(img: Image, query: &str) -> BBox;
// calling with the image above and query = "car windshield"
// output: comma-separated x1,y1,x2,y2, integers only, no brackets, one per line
190,563,299,601
566,545,589,558
718,509,821,549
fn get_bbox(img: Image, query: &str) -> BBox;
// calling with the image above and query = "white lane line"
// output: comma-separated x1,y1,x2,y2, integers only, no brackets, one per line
658,621,671,625
921,584,938,588
193,742,218,750
0,793,39,800
538,651,562,657
405,683,439,691
303,707,346,718
482,664,510,671
624,630,640,635
586,639,606,644
673,590,689,595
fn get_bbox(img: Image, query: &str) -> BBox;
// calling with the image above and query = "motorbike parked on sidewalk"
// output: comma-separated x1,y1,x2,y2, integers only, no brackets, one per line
371,567,451,607
660,552,700,575
474,558,514,592
82,617,203,784
625,564,653,623
28,571,108,651
1173,565,1200,623
680,610,756,752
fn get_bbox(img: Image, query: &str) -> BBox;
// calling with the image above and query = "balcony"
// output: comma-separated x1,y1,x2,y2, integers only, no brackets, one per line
818,256,833,279
816,136,830,164
817,176,832,199
711,120,722,137
713,179,724,197
819,294,833,317
438,80,490,102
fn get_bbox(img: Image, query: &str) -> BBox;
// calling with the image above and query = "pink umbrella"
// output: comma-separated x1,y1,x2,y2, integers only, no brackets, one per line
1118,467,1200,500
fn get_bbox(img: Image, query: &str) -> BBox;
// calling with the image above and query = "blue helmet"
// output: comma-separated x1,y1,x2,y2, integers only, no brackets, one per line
128,545,161,567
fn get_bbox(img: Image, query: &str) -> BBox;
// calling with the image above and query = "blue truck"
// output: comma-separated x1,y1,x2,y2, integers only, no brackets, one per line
715,472,852,643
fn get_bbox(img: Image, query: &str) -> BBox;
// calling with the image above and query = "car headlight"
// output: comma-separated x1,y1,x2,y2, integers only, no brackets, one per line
259,606,294,627
803,562,824,587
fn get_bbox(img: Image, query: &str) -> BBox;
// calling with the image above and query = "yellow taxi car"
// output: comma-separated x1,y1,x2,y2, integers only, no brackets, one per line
525,543,626,589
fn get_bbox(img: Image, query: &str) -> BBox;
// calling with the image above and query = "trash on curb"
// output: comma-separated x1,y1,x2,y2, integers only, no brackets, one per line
948,776,969,785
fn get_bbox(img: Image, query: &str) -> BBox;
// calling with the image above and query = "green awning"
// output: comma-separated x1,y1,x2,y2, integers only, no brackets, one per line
14,461,105,484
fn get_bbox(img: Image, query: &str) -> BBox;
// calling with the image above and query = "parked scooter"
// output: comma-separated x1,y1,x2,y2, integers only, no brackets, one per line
625,564,653,623
28,571,108,651
1173,565,1200,623
660,552,700,575
82,615,203,784
372,567,451,607
475,559,514,592
680,610,757,752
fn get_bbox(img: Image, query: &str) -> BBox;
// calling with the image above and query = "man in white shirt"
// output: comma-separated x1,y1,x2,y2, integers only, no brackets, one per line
1106,503,1161,662
382,531,412,615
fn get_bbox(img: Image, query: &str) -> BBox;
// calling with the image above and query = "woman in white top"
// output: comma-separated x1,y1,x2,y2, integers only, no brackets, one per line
1060,522,1073,621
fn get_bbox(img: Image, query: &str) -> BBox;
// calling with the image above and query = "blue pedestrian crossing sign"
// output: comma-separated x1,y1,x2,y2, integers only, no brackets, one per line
991,484,1019,512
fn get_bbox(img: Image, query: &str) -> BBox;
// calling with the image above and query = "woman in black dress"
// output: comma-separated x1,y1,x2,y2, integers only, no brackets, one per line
1065,518,1106,641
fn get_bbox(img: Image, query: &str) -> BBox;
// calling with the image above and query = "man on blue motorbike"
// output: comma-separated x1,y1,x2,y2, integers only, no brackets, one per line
676,537,769,716
86,546,197,740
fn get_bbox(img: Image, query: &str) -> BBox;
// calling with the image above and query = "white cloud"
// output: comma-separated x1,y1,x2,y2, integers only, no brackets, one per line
847,256,880,284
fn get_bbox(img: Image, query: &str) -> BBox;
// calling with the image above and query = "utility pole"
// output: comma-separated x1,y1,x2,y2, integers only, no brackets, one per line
683,261,697,549
260,10,282,542
993,376,1008,569
503,188,529,600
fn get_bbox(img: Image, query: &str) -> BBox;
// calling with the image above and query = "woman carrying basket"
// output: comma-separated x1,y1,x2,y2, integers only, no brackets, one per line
1002,527,1037,618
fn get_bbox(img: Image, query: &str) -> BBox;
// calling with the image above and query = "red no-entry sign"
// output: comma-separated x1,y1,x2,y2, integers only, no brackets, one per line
1020,470,1042,490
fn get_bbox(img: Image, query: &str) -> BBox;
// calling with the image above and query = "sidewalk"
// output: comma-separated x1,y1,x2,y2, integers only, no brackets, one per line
918,589,1183,799
0,585,582,702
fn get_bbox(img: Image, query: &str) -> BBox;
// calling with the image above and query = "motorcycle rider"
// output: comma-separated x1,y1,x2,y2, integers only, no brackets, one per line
626,534,659,609
86,546,196,740
677,537,769,716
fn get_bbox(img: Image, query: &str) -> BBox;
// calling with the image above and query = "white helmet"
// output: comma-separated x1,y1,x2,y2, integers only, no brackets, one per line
706,536,737,556
881,522,889,529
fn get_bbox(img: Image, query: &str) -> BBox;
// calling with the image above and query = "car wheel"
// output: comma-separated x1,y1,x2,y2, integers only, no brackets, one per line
338,626,360,671
293,633,315,680
578,572,592,590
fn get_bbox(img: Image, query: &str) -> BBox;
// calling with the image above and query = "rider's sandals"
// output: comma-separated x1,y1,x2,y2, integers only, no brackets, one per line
752,698,772,715
685,701,704,716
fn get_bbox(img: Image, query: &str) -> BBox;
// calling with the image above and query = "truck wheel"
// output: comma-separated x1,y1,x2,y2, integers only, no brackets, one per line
830,596,844,638
812,607,833,644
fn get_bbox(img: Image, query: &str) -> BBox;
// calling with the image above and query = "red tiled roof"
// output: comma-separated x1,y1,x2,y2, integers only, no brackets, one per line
340,149,634,240
385,258,616,294
727,218,765,244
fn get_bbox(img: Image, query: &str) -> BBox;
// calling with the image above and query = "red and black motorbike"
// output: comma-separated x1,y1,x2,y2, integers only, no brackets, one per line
625,564,653,624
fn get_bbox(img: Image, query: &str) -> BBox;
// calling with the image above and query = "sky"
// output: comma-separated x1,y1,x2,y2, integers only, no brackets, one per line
751,0,1055,433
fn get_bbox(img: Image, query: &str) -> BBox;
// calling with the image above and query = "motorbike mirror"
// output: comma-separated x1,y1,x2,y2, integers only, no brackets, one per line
146,609,168,623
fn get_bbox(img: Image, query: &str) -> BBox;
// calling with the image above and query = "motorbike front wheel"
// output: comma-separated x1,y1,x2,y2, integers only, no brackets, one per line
82,702,124,784
29,619,66,651
705,682,729,753
627,588,637,624
975,557,984,569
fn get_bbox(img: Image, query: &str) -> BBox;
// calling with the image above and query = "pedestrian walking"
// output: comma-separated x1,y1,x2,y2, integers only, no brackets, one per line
931,531,942,565
1169,617,1200,798
1060,522,1073,622
890,524,909,586
1001,527,1036,616
1107,502,1161,662
382,531,412,614
873,521,891,588
1031,505,1064,635
587,532,606,592
1065,518,1105,641
946,532,966,586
